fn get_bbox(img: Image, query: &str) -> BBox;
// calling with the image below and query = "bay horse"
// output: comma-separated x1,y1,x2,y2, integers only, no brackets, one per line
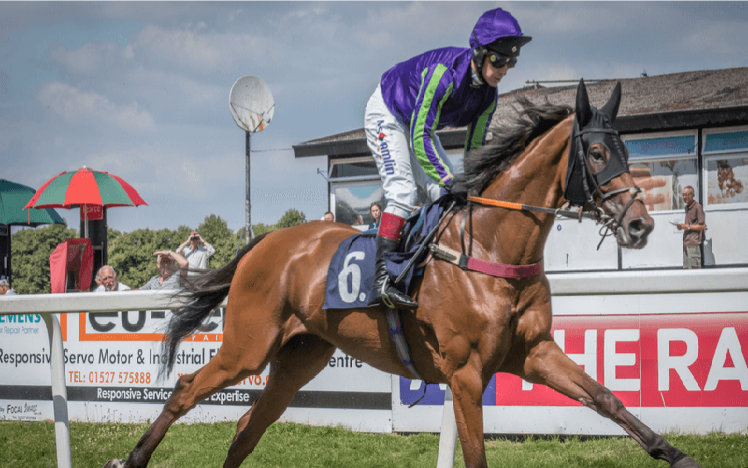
105,81,702,468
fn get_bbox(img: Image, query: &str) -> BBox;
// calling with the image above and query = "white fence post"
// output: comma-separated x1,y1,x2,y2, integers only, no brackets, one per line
436,385,458,468
0,291,185,468
41,313,72,468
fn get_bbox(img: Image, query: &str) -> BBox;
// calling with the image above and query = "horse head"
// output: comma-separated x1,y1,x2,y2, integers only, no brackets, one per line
565,79,654,249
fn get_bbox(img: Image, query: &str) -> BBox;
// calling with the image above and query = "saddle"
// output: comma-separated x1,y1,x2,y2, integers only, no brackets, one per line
322,197,452,310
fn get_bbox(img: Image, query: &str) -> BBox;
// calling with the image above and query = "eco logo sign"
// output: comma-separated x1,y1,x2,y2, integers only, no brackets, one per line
80,309,226,342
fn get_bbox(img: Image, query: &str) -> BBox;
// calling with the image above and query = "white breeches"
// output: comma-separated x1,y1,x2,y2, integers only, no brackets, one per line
364,85,453,219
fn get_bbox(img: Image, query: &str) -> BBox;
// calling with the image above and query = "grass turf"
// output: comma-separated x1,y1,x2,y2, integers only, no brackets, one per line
1,420,746,467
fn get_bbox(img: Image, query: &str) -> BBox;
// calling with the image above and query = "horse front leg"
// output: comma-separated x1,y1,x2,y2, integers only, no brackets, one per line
449,355,489,468
522,339,702,468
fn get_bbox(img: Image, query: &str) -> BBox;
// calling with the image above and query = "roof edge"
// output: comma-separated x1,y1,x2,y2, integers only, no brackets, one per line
293,128,467,158
294,105,748,158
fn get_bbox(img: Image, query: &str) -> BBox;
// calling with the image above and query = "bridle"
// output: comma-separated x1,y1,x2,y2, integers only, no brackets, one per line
569,120,642,248
468,114,642,249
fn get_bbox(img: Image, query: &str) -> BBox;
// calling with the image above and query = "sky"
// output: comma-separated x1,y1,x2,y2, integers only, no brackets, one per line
1,2,747,235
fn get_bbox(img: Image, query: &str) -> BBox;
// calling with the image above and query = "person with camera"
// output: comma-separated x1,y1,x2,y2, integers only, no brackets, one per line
177,230,215,275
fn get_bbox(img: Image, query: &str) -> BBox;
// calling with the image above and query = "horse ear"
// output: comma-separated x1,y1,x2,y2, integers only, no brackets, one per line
601,82,622,122
575,79,592,126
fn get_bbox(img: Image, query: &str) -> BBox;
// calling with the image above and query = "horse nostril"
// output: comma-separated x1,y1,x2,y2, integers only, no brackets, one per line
628,217,653,239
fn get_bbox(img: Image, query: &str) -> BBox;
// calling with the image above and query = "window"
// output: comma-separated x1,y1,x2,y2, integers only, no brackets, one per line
328,150,465,226
332,181,385,227
699,126,748,266
330,157,380,179
623,132,698,212
702,127,748,210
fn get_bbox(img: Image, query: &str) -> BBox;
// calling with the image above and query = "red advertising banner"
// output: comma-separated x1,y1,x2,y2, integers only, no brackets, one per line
80,204,103,221
495,312,748,407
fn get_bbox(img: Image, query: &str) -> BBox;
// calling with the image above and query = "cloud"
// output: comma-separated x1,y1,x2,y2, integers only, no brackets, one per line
136,24,277,71
37,82,154,131
48,42,133,75
681,22,748,58
126,67,223,108
529,64,580,83
287,4,327,19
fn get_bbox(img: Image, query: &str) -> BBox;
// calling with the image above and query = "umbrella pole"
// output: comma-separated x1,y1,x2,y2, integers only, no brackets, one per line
83,206,89,239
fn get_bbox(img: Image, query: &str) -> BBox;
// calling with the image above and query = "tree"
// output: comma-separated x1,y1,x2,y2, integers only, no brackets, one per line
107,228,171,288
247,209,306,238
11,224,79,294
251,223,275,236
276,209,306,229
8,211,307,294
197,215,235,269
248,209,306,239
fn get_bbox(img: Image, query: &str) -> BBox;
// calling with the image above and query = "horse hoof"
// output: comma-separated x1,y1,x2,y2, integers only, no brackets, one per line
671,456,703,468
103,460,126,468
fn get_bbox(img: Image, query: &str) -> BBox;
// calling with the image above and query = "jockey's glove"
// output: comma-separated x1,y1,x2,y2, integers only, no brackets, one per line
443,179,468,205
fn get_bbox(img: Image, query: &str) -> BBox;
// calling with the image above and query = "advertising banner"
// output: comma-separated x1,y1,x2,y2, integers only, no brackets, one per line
0,309,393,431
400,312,747,407
393,291,748,435
2,286,747,435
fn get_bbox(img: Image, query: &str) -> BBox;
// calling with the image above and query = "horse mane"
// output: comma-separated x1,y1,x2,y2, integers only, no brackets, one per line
461,97,573,196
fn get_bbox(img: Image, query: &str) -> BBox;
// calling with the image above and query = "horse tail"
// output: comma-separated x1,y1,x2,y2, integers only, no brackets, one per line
159,232,270,379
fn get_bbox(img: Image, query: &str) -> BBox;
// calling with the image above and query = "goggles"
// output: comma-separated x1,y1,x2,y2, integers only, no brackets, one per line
487,52,517,69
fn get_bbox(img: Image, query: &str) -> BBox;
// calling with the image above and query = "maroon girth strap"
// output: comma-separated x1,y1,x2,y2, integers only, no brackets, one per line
429,243,543,279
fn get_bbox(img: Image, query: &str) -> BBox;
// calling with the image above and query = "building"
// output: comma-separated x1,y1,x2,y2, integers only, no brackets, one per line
293,67,748,271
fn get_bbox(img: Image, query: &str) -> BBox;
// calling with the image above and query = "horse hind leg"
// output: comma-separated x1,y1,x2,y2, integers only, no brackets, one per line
104,332,281,468
223,334,336,468
521,339,703,468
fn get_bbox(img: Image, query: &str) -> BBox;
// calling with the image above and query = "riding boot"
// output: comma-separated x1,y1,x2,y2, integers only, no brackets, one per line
367,212,418,310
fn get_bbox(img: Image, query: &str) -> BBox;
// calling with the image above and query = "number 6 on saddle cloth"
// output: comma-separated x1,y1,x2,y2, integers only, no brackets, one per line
323,198,451,310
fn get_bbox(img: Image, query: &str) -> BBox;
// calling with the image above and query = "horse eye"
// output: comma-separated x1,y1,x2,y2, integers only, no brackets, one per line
590,148,604,161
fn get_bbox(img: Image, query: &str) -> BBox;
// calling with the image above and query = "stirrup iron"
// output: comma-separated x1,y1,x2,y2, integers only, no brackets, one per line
380,277,396,309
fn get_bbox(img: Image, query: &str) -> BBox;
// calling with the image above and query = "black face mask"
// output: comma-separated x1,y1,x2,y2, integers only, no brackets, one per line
564,80,629,206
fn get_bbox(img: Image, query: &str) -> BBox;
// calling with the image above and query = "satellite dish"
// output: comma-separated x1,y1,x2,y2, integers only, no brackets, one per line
229,76,274,133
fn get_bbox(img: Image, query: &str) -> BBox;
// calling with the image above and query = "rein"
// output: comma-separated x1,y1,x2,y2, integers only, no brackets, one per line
466,195,600,221
468,186,642,251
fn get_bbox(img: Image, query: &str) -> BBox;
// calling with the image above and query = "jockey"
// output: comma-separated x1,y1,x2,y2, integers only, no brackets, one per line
365,8,531,310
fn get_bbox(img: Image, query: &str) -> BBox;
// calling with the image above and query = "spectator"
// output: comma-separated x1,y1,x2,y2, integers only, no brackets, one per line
177,230,215,276
94,265,131,292
136,250,188,290
323,211,335,222
677,186,706,269
0,278,17,295
369,202,382,229
352,214,364,226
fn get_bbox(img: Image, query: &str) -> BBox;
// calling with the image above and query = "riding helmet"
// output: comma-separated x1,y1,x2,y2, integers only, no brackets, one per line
470,8,532,77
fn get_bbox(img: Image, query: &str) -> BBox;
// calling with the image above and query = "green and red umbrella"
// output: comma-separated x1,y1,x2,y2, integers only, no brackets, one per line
24,167,147,210
24,167,147,237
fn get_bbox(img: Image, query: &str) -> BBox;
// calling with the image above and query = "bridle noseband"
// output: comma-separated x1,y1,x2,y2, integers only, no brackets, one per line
564,116,642,247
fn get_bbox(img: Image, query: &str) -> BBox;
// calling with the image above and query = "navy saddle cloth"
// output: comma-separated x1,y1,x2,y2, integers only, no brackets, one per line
323,197,451,310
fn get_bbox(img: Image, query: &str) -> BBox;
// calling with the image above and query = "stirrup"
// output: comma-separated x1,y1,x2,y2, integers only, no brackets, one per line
380,277,396,309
